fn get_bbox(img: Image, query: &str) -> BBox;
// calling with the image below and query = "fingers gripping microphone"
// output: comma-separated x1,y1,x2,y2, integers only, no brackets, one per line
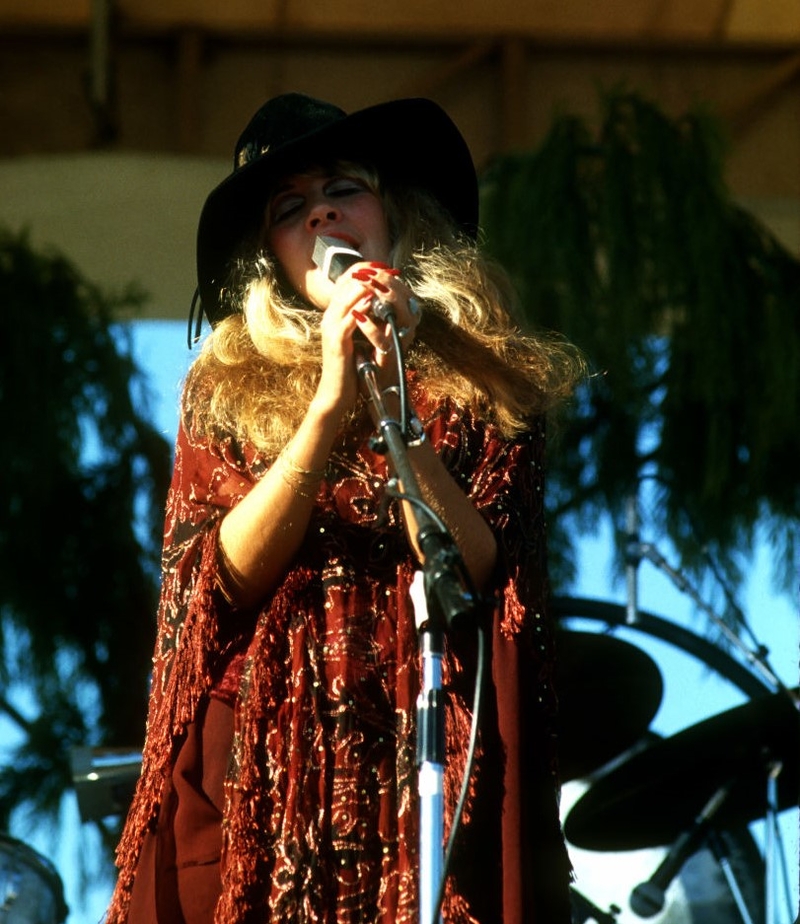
629,782,733,917
312,235,395,322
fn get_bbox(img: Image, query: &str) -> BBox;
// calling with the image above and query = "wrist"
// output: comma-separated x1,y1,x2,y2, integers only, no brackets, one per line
308,389,349,426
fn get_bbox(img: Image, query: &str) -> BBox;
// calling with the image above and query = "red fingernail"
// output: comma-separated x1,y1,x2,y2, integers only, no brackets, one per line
351,308,368,322
352,269,376,281
369,262,392,270
371,280,390,293
385,268,401,277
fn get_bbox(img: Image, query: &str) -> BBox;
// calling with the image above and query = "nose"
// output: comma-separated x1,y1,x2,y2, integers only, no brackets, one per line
306,197,341,230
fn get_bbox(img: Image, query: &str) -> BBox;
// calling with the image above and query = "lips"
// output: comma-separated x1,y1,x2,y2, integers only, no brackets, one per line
319,231,359,249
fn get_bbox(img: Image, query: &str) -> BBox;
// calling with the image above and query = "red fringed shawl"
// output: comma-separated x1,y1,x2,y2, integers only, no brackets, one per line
106,392,571,924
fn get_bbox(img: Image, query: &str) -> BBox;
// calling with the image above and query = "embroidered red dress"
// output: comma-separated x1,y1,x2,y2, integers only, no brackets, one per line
106,389,571,924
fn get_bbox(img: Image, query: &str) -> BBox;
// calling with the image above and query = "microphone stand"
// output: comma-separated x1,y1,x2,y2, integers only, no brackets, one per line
354,346,478,924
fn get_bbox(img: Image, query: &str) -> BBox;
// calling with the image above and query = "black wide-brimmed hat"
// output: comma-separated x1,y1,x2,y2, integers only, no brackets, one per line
196,93,479,326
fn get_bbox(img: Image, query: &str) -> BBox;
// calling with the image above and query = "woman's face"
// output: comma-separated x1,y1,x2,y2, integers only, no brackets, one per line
264,168,391,309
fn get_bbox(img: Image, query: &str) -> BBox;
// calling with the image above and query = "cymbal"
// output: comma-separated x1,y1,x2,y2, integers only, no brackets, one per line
555,629,663,781
564,687,800,851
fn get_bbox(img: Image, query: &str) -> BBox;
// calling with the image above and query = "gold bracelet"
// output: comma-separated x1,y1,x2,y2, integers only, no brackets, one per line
276,449,326,500
214,542,249,608
280,448,326,482
278,466,319,500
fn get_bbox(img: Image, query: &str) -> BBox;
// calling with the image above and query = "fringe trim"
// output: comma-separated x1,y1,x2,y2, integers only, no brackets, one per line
105,525,225,923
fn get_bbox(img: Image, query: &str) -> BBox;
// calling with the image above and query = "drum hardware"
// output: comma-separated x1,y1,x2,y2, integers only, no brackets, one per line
563,773,766,924
563,688,799,850
555,629,663,782
628,780,754,923
624,495,640,626
565,690,798,924
551,596,780,924
70,747,141,823
570,884,620,923
616,493,792,924
624,787,768,924
552,598,774,700
620,493,784,695
707,830,759,924
764,760,786,924
0,834,68,923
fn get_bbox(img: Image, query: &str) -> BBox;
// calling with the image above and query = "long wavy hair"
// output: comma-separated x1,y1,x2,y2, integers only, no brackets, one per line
183,162,584,456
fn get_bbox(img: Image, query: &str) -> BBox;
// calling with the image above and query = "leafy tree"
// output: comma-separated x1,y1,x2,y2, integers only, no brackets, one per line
0,229,171,838
481,89,800,619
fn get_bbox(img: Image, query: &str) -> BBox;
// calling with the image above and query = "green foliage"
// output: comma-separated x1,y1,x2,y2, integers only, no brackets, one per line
0,229,172,829
481,89,800,599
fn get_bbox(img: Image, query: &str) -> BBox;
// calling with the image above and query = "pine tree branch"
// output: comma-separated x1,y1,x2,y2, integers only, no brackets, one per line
0,696,33,735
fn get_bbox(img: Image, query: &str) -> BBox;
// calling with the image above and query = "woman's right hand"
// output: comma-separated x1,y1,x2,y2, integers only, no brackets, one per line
313,265,375,418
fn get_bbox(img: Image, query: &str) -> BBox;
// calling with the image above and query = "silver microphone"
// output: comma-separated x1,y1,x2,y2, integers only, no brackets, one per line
312,235,362,282
312,235,395,322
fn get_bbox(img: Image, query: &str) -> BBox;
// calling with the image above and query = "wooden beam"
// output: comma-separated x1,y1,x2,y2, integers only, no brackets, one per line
643,0,739,38
712,0,737,37
723,51,800,134
2,19,800,57
89,0,116,144
644,0,672,34
395,38,496,98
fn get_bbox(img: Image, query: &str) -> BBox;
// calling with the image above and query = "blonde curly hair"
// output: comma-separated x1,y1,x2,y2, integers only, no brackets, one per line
183,165,584,455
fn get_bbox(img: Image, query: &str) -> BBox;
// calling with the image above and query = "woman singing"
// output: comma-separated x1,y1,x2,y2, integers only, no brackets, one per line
107,92,582,924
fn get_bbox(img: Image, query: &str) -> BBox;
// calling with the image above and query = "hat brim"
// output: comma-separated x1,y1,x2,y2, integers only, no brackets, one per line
196,98,478,326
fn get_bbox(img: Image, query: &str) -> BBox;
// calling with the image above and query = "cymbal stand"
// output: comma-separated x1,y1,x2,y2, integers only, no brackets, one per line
624,495,640,626
706,830,756,924
624,520,785,695
763,759,795,924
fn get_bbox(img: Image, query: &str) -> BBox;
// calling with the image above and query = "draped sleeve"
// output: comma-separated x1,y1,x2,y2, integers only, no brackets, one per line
108,415,263,916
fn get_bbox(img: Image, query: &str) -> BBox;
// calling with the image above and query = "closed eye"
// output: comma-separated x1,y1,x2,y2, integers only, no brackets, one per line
325,177,370,198
268,176,372,225
270,194,304,224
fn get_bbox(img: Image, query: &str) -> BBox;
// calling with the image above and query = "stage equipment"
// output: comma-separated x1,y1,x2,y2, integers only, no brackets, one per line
564,688,799,852
553,596,796,924
554,629,663,781
0,834,68,923
70,747,142,823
